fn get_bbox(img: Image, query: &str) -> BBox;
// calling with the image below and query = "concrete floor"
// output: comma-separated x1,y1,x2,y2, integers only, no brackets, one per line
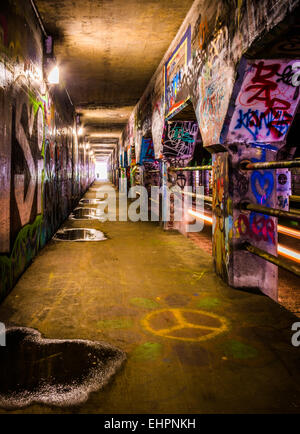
0,182,300,413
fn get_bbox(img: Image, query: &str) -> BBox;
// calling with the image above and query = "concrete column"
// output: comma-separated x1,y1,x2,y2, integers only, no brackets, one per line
212,145,278,300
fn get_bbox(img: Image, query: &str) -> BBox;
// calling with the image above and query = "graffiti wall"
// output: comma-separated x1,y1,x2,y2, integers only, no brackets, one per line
162,121,198,161
212,153,231,282
164,26,192,117
121,0,299,160
118,0,299,296
225,59,300,144
0,1,91,301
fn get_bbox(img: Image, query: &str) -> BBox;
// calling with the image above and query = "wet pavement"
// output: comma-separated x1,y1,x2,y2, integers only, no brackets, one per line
0,327,125,409
53,228,107,242
69,208,106,221
0,181,299,413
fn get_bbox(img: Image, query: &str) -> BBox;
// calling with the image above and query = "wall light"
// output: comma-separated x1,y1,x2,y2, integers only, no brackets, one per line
47,65,59,84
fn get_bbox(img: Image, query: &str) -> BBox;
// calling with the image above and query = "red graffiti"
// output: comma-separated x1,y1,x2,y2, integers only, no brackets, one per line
245,61,291,110
237,213,275,244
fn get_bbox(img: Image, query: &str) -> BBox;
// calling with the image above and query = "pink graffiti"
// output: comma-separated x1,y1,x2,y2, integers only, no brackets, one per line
237,213,275,244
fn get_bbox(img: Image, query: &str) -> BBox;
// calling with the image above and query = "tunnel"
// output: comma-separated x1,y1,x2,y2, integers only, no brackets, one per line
0,0,300,418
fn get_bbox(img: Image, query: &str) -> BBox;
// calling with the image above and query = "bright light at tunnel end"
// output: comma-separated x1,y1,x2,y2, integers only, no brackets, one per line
47,66,59,84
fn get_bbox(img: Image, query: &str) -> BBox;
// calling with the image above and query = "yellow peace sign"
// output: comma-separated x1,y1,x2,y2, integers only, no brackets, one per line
142,308,228,342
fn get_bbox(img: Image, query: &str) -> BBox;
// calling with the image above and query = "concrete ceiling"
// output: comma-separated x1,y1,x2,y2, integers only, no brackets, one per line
35,0,195,159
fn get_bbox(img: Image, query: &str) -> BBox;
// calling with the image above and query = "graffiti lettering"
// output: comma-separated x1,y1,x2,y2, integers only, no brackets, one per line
236,212,275,244
228,60,299,143
245,61,291,110
234,108,292,141
163,122,198,160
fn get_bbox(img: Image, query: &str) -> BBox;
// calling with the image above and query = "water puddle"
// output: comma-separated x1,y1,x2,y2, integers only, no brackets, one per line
79,199,104,205
69,207,106,221
0,327,126,409
53,228,107,242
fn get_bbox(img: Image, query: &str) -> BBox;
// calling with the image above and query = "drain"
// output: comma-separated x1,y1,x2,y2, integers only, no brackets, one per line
53,228,107,241
69,207,106,221
0,327,126,409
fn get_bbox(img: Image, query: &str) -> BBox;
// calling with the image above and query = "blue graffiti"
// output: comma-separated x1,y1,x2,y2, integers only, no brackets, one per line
235,108,292,140
251,171,274,205
139,137,155,164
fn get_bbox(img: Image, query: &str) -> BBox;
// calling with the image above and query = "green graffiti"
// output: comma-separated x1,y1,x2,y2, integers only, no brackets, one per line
223,340,258,360
197,297,221,309
28,89,46,158
131,342,162,361
96,318,133,329
0,90,49,299
130,297,160,309
0,215,43,300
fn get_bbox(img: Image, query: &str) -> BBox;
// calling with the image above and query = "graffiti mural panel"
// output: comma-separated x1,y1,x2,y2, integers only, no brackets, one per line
227,59,300,143
164,26,191,117
162,121,198,161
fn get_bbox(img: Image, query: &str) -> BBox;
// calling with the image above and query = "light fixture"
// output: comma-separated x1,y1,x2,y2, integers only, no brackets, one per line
78,127,83,135
47,65,59,84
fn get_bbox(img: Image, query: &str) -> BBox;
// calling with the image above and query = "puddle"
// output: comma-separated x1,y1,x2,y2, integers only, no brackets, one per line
53,228,107,242
69,207,106,221
0,327,126,409
79,199,104,205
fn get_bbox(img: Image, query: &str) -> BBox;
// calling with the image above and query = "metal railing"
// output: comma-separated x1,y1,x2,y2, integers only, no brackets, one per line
243,243,300,278
168,165,212,172
240,160,300,171
241,203,300,222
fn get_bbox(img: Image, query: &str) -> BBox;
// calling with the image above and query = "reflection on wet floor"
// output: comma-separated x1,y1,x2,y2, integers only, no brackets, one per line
0,327,126,409
79,199,104,205
69,208,106,221
53,228,107,242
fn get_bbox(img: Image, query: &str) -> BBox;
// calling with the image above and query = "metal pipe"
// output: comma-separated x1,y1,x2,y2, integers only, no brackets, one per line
242,203,300,222
243,242,300,278
180,190,213,203
240,160,300,170
169,165,212,172
30,0,48,38
290,195,300,203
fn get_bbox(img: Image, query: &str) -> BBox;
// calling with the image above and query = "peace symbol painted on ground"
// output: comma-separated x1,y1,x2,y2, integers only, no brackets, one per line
142,308,228,342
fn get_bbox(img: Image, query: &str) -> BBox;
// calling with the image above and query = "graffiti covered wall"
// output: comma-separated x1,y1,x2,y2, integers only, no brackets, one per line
120,0,299,159
0,1,92,301
118,0,300,297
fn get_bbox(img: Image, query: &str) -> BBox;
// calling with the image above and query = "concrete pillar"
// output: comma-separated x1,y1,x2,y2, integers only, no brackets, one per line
212,146,278,300
212,58,300,300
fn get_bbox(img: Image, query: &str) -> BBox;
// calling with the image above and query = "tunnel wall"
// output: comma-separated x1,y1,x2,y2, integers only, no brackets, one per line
119,0,300,298
120,0,299,156
0,1,92,301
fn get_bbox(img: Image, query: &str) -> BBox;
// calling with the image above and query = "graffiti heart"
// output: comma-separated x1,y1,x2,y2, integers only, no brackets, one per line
250,171,274,205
